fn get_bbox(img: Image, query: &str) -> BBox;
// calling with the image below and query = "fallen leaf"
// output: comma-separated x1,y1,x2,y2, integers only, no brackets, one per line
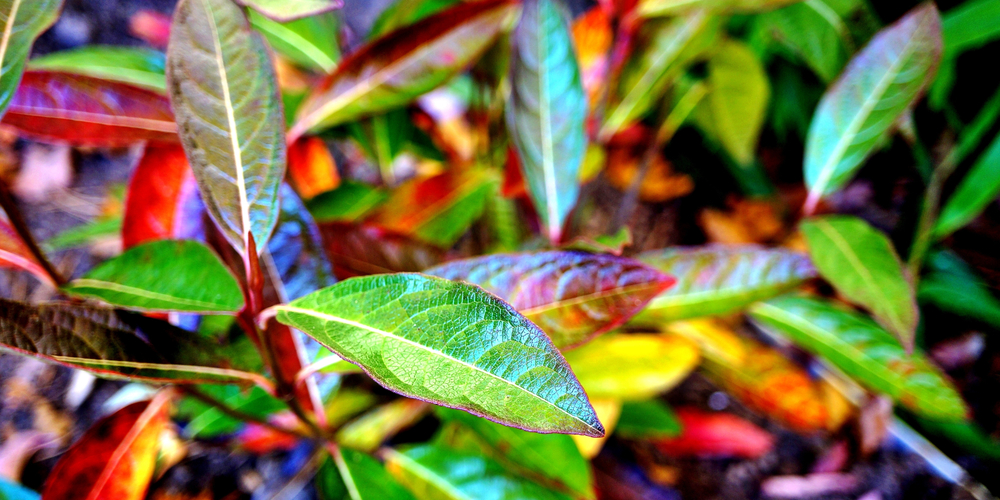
653,407,774,459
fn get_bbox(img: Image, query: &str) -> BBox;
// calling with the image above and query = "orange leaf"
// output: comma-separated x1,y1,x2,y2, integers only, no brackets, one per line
121,144,203,249
605,147,693,203
572,7,612,109
287,137,340,200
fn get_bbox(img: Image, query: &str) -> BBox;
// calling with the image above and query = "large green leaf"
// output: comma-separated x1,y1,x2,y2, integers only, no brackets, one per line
270,274,604,437
749,295,968,421
0,299,265,386
0,0,62,117
632,246,816,325
385,444,573,500
28,46,166,92
63,240,244,313
758,0,853,82
935,131,1000,238
638,0,802,17
703,38,770,165
436,407,593,499
506,0,586,243
247,8,340,72
941,0,1000,57
803,3,941,210
238,0,341,23
167,0,286,256
918,250,1000,329
290,0,518,137
426,251,674,349
327,446,418,500
801,216,918,350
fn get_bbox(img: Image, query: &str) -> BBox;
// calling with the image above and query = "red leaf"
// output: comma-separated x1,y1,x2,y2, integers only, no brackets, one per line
129,10,172,49
237,421,300,454
121,144,204,249
42,392,172,500
654,407,774,459
319,222,449,279
0,219,51,285
287,137,339,200
2,71,177,147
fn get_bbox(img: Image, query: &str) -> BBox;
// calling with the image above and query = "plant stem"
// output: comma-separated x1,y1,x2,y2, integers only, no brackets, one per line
0,181,67,287
907,150,959,280
179,385,310,438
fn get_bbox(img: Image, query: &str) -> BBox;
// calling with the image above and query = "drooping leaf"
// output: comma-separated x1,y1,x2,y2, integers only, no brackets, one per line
121,144,206,249
326,446,418,500
632,245,816,325
308,182,388,223
426,251,675,349
749,295,968,421
63,240,244,313
562,333,700,401
167,0,286,256
247,8,340,72
0,219,51,285
803,3,941,210
265,185,336,301
801,216,918,350
237,0,342,23
758,0,853,82
336,399,430,452
918,250,1000,329
2,71,176,146
638,0,802,17
506,0,586,243
369,169,494,248
616,399,682,439
385,444,574,500
176,385,284,438
319,222,447,278
0,298,264,385
436,407,594,499
935,131,1000,238
0,0,62,117
290,0,519,137
703,39,770,165
270,273,605,437
40,393,171,500
287,137,340,200
653,407,774,458
28,46,166,92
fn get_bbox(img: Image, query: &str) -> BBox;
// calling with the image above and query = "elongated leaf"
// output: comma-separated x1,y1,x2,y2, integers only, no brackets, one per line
370,0,462,38
918,250,1000,329
639,0,801,16
238,0,341,23
385,444,574,500
64,240,244,313
0,298,264,385
28,46,166,92
0,219,51,284
0,0,62,117
436,407,593,499
121,144,206,249
507,0,586,243
801,216,918,349
176,385,284,438
308,182,387,223
941,0,1000,56
803,3,941,210
370,170,494,248
337,399,430,453
653,407,774,458
328,446,417,500
426,251,674,349
319,222,447,278
633,245,816,325
749,295,968,420
758,0,852,82
704,39,769,165
167,0,286,256
44,217,122,252
616,400,682,439
2,70,176,146
935,131,1000,238
248,8,340,72
270,273,605,437
41,393,171,500
562,333,700,401
290,0,518,137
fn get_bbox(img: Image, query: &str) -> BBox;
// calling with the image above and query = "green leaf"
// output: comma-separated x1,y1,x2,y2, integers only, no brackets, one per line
0,0,63,117
801,216,918,350
176,384,284,438
562,333,700,401
370,0,461,38
0,299,266,385
616,399,682,439
308,181,388,223
632,246,816,325
506,0,587,243
436,407,593,500
329,446,418,500
803,3,941,210
758,0,852,82
385,444,574,500
749,295,968,421
336,399,430,452
28,46,166,92
63,240,244,313
42,217,122,252
941,0,1000,57
238,0,341,23
638,0,802,17
271,274,604,437
918,250,1000,329
703,39,770,165
935,131,1000,238
248,8,340,72
290,0,518,137
167,0,287,256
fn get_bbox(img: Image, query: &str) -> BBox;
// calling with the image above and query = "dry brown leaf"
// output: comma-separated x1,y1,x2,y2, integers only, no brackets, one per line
605,148,693,203
699,197,784,244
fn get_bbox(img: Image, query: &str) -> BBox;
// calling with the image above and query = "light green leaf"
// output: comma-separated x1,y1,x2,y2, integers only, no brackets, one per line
330,446,418,500
935,131,1000,238
271,274,604,437
506,0,586,243
248,8,340,72
176,384,284,438
166,0,287,256
749,295,968,421
0,0,62,117
28,46,166,92
801,216,918,350
238,0,341,23
336,399,430,452
616,399,682,439
43,217,122,251
704,39,770,165
941,0,1000,57
307,181,388,223
638,0,802,17
803,3,941,210
64,240,244,314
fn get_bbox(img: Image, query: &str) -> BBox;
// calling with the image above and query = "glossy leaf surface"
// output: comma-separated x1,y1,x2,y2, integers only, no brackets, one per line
64,240,244,313
290,0,518,136
271,273,604,437
319,222,447,278
385,444,573,500
616,399,682,439
705,39,769,165
40,393,171,500
935,131,1000,238
247,8,340,72
0,298,263,385
426,251,674,348
2,70,176,146
330,446,417,500
634,245,815,325
749,295,968,420
804,3,941,209
802,216,918,350
238,0,341,23
121,144,205,249
167,0,286,256
0,0,62,117
0,219,50,284
28,46,167,92
506,0,586,243
562,333,699,401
